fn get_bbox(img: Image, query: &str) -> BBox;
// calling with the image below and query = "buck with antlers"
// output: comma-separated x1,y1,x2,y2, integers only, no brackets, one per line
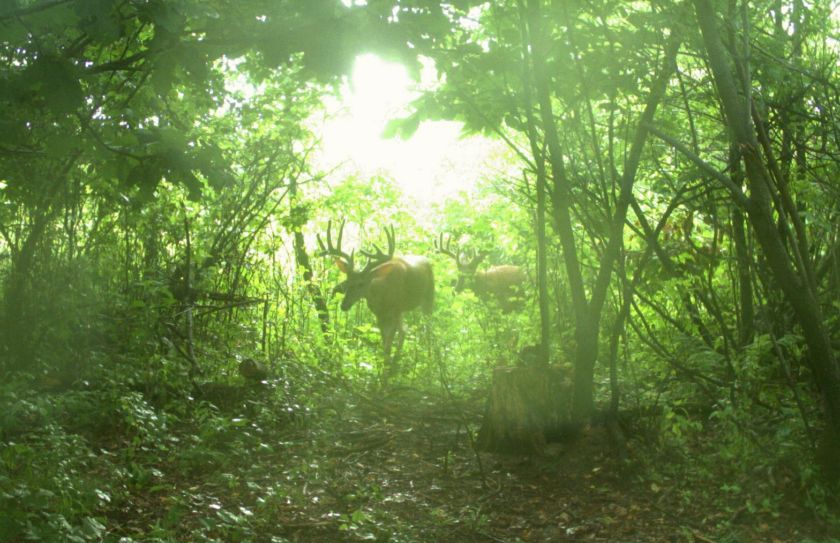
319,221,434,383
436,234,527,313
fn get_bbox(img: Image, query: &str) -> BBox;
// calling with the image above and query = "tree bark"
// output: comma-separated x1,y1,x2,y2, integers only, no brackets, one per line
477,365,572,453
517,3,550,365
288,177,330,338
527,0,680,419
731,205,755,348
694,0,840,470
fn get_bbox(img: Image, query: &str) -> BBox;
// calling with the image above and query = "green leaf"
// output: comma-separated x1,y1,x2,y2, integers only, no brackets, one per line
382,113,420,140
151,51,178,96
125,160,162,204
21,55,84,115
75,0,121,43
80,517,107,538
0,120,27,146
42,133,76,158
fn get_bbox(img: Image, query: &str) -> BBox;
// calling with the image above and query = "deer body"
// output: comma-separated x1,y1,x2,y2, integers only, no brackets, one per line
364,256,435,316
320,223,434,383
361,256,433,374
437,234,526,312
468,264,526,311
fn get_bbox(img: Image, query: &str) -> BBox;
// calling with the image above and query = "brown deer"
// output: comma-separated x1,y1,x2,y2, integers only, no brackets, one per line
319,221,434,382
436,234,526,312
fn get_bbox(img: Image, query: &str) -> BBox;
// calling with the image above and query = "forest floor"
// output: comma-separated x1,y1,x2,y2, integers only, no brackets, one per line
269,387,831,542
107,380,834,543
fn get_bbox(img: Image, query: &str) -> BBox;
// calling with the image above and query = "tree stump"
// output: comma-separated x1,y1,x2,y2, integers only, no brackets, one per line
476,365,572,454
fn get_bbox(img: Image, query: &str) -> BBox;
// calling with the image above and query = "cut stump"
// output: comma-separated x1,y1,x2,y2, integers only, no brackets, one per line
476,365,572,454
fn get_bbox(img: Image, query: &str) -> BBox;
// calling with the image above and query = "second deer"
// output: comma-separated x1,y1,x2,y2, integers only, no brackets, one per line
436,234,526,312
319,221,434,383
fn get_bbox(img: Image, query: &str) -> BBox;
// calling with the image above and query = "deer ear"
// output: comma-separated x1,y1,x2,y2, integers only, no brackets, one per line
335,258,349,273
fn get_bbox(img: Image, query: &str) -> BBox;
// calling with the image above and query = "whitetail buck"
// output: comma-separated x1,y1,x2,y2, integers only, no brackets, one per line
319,221,434,382
436,234,526,312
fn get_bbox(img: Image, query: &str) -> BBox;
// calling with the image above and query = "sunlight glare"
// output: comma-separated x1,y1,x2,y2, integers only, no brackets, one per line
316,54,505,207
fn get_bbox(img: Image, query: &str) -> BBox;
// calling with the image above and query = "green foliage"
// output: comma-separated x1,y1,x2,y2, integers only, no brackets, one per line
0,380,135,541
2,0,840,539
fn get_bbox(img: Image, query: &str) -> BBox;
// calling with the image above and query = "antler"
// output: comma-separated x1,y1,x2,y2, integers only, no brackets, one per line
460,248,486,270
316,219,354,271
436,233,478,270
360,225,396,272
435,233,459,260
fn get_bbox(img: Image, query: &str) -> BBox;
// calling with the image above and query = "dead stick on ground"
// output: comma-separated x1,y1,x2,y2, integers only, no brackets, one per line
431,336,488,489
692,530,717,543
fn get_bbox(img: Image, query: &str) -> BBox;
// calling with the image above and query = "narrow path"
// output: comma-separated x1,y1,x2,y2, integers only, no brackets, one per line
119,384,827,541
248,387,823,542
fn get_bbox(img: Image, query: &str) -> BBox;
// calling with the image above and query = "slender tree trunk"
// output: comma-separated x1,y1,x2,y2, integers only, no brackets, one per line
2,158,73,369
731,205,754,348
694,0,840,470
3,208,50,367
526,0,593,418
181,202,198,379
517,2,550,365
532,169,551,365
527,0,679,418
288,179,330,337
293,228,330,336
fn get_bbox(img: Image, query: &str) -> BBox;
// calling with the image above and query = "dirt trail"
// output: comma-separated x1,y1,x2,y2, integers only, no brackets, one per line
262,387,824,542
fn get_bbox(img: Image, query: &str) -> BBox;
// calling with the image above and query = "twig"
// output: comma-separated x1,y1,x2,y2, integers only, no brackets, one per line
692,530,718,543
771,335,817,451
475,530,511,543
0,0,73,22
432,331,489,489
191,297,268,318
180,201,198,379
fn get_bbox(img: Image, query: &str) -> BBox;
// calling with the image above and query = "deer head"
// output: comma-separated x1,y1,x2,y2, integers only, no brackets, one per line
317,221,396,311
435,233,486,292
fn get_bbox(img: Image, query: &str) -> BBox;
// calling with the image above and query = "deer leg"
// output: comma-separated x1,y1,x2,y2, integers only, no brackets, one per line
392,314,406,365
379,315,398,386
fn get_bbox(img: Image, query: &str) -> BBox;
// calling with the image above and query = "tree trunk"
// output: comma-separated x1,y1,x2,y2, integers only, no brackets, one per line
288,177,330,338
694,0,840,473
527,0,680,418
517,3,550,365
731,205,755,348
571,318,600,417
3,200,61,370
293,228,331,336
477,365,572,454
